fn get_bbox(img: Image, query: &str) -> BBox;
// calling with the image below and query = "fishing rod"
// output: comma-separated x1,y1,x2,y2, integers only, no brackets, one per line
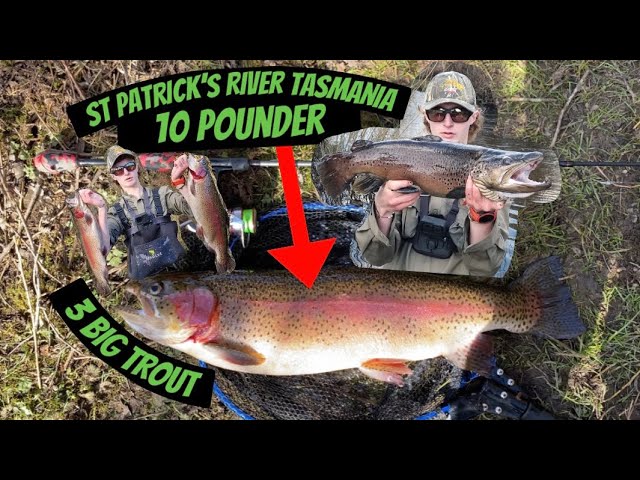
31,150,640,179
32,149,311,176
559,159,640,168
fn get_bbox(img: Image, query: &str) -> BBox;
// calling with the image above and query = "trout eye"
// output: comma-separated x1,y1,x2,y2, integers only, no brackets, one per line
148,282,163,296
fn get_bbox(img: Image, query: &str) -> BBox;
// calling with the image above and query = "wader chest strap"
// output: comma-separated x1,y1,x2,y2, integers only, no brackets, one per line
113,202,130,232
411,195,460,258
150,188,171,225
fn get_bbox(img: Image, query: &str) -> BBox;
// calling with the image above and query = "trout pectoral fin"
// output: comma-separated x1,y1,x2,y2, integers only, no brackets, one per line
446,186,466,199
359,359,413,386
201,342,265,366
443,334,494,377
351,174,386,196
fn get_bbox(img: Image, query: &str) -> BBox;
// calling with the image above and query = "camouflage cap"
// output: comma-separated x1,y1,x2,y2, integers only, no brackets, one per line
106,145,138,171
423,71,477,112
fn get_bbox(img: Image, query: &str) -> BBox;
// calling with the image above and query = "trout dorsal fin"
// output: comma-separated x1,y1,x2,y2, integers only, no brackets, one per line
351,140,373,152
411,135,443,142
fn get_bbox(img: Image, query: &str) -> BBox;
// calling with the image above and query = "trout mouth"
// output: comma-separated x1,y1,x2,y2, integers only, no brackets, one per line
121,280,214,345
187,154,208,180
126,284,155,317
497,158,551,193
117,306,169,345
476,157,552,202
118,300,194,346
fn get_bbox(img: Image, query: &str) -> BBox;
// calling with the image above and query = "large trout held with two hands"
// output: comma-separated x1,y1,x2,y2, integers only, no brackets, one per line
313,135,561,204
119,256,584,385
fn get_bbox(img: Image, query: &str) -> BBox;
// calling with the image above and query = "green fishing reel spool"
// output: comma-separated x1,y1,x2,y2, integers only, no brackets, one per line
228,207,257,248
180,207,256,249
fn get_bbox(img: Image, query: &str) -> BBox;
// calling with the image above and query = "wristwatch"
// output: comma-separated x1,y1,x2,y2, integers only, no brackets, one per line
468,205,496,224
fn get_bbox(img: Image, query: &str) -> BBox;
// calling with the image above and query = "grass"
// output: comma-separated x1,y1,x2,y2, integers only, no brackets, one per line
1,59,639,420
489,59,640,420
495,60,529,98
600,286,640,419
347,60,422,86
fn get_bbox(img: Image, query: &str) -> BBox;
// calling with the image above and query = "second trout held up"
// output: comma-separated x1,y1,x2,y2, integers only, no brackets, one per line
313,135,561,204
119,256,585,385
179,153,235,274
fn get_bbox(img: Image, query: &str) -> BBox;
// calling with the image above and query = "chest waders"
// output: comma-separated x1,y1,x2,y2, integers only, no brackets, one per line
113,188,185,280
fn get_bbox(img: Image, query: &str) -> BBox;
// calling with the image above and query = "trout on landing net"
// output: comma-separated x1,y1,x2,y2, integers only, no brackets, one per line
118,256,585,385
313,135,561,204
66,191,111,296
179,153,235,274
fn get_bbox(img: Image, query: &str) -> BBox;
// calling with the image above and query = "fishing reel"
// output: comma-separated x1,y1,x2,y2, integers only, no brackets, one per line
181,207,257,249
228,207,257,248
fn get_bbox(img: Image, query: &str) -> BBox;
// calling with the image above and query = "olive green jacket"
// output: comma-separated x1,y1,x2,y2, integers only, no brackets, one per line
354,196,509,276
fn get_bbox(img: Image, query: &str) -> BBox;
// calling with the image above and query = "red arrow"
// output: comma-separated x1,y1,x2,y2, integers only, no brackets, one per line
268,146,336,288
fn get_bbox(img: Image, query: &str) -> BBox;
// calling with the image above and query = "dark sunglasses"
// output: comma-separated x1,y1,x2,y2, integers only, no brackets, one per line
110,162,136,176
426,106,473,123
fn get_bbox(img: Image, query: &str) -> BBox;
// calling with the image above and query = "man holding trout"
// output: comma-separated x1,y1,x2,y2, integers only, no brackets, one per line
77,145,235,284
354,71,511,276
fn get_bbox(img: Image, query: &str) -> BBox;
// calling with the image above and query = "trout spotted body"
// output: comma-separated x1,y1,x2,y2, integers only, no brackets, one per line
120,257,584,385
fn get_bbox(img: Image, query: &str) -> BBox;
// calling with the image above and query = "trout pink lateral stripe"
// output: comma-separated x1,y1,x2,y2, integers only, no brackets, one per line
210,298,496,323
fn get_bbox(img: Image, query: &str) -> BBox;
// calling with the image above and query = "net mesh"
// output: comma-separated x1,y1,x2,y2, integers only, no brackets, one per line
214,358,462,420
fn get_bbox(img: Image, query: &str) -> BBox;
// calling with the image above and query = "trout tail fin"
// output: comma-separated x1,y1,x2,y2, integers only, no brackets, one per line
313,153,353,201
215,248,236,275
508,256,585,339
94,274,112,297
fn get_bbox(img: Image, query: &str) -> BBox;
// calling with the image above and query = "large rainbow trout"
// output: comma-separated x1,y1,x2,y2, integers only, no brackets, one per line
313,135,561,204
66,191,111,296
179,153,235,274
119,256,585,385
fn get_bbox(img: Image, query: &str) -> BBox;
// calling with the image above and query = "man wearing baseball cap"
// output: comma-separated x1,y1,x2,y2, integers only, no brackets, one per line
78,144,196,282
354,70,511,277
421,71,484,144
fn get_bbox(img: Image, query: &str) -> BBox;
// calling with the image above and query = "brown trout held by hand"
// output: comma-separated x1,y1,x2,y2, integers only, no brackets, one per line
118,256,584,386
66,191,111,296
313,135,561,204
179,153,235,274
